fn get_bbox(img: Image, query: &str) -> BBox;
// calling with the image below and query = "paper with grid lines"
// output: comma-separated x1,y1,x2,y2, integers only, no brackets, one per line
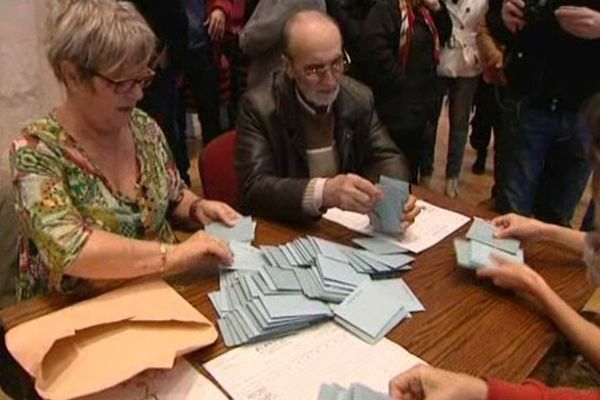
204,322,424,400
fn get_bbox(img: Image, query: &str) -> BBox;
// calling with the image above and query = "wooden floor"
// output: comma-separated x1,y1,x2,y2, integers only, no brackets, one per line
187,104,593,228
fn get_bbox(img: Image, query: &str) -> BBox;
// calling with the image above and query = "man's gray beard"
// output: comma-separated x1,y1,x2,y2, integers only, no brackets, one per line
306,85,340,107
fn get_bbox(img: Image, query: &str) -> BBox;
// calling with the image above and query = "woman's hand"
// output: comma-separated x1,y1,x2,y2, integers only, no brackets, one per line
193,199,241,226
492,213,547,241
476,255,549,301
171,230,234,270
389,365,488,400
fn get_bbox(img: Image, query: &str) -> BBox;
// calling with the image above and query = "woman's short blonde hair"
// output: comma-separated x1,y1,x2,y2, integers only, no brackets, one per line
46,0,156,83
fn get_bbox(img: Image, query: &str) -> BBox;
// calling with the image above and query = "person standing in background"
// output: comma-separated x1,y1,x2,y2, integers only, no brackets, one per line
240,0,326,89
130,0,192,184
423,0,488,198
182,0,232,146
489,0,600,226
360,0,452,184
325,0,376,81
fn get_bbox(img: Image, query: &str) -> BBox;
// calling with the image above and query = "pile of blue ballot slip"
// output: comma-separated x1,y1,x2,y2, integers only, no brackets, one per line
207,221,425,346
318,383,390,400
454,218,524,269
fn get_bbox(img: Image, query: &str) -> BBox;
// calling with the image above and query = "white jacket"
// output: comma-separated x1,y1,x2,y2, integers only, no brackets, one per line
437,0,488,78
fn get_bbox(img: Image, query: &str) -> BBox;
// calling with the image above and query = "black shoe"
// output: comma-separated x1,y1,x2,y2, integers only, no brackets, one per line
471,154,486,175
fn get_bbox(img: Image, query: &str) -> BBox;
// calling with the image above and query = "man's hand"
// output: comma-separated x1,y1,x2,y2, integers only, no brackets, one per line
323,174,383,214
402,195,421,231
205,9,226,42
555,6,600,40
389,365,488,400
502,0,526,33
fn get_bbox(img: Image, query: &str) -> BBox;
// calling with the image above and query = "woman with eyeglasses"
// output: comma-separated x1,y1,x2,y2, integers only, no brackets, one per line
359,0,452,183
9,0,240,301
388,94,600,399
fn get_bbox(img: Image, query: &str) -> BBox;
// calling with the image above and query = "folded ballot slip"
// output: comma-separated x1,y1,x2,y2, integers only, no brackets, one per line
6,280,217,400
318,382,391,400
372,176,410,236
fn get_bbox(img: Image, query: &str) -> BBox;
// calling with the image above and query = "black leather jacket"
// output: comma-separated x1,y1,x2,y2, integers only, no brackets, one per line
235,72,410,223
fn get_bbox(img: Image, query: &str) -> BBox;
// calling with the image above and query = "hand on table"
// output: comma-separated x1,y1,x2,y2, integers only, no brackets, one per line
171,230,234,269
389,365,488,400
193,199,241,227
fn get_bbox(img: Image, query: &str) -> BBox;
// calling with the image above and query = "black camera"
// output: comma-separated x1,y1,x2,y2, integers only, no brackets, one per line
523,0,560,24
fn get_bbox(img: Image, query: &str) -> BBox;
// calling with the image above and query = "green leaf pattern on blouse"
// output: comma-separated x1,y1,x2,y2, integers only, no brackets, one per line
9,109,184,300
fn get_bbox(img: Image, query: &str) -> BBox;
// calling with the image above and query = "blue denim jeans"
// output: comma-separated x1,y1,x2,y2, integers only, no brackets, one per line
495,98,591,226
422,76,480,178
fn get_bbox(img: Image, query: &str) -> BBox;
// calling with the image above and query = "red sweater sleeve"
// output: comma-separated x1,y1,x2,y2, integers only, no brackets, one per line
207,0,232,17
488,378,600,400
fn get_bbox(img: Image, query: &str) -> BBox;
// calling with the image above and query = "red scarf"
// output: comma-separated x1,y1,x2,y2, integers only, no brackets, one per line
398,0,441,69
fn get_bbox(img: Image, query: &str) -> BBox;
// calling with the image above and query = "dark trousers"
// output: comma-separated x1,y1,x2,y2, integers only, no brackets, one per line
470,79,500,154
423,77,479,179
470,80,505,196
185,46,222,146
389,127,425,184
221,33,247,130
495,98,591,226
138,65,191,185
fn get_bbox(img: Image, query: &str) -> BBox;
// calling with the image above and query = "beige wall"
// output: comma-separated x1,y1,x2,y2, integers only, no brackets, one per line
0,0,63,307
0,0,62,187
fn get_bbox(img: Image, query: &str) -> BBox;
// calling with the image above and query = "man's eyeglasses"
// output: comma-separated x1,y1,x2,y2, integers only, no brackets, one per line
302,50,351,80
92,68,155,94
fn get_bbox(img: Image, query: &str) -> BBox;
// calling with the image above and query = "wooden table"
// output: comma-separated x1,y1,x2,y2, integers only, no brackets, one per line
0,188,593,392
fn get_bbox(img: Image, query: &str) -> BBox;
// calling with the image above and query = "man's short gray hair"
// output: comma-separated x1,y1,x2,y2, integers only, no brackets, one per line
46,0,156,83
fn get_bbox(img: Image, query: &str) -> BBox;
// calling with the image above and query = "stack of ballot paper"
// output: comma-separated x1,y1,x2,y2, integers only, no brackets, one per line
293,255,369,303
372,176,410,235
209,237,425,346
454,218,524,269
318,383,390,400
205,216,256,243
334,279,424,344
260,235,414,280
210,268,332,346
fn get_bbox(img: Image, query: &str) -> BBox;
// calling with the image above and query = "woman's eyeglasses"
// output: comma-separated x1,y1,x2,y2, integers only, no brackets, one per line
92,68,155,94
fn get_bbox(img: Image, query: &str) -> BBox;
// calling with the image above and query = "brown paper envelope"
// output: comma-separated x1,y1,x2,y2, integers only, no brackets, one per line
6,280,217,400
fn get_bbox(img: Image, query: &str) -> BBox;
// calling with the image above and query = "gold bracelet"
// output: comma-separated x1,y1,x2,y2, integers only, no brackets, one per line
159,242,168,273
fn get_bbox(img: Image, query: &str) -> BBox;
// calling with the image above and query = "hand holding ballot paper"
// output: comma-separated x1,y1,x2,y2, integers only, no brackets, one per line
454,218,524,270
454,216,551,304
323,175,420,234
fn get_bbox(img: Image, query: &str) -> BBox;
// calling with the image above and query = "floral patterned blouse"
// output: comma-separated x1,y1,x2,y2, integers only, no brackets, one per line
9,109,184,301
